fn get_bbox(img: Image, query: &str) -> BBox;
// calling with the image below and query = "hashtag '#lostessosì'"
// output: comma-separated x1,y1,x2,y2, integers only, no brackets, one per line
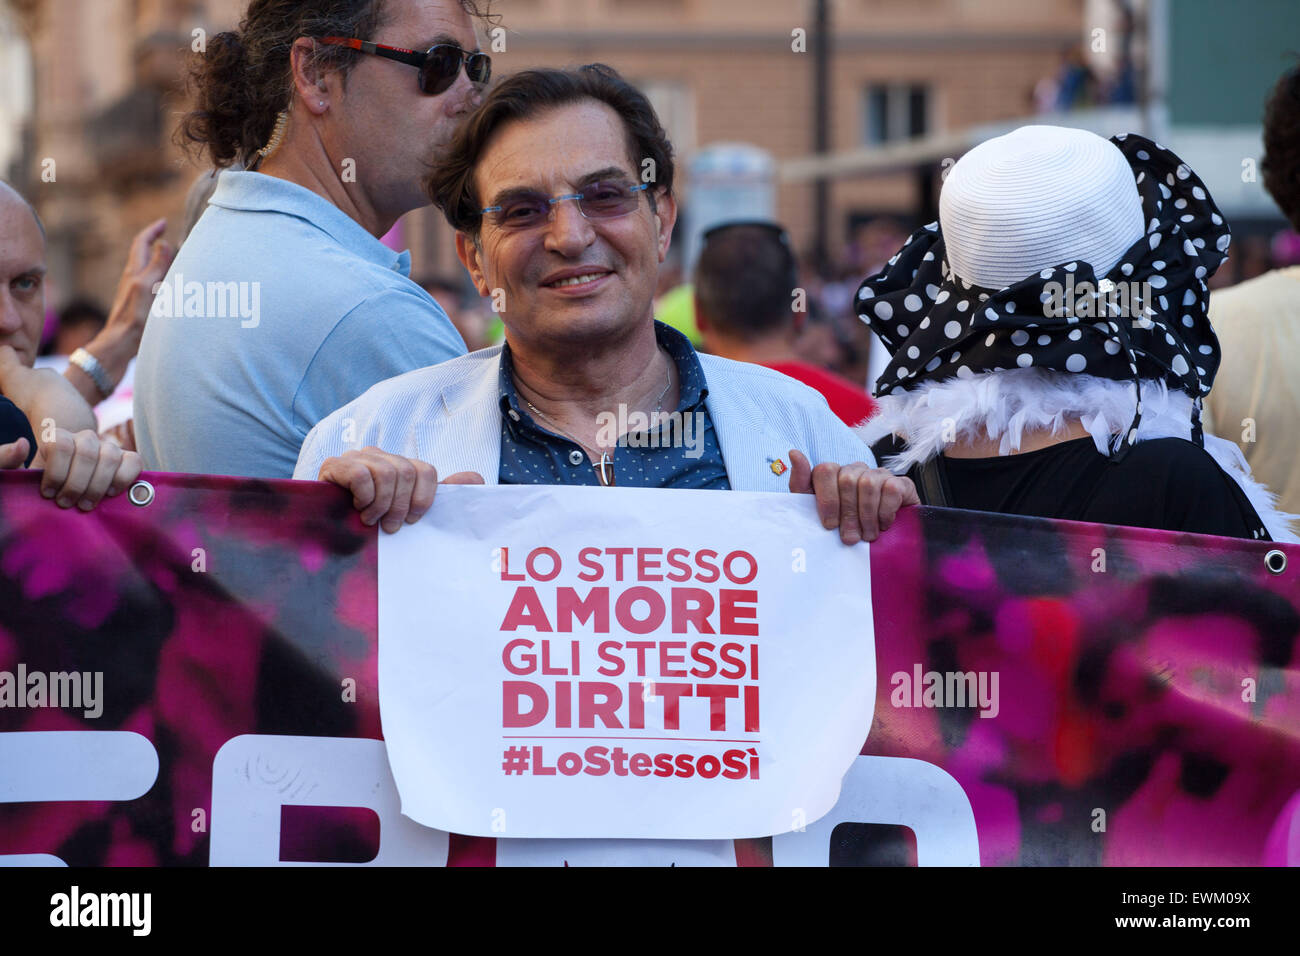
502,745,530,775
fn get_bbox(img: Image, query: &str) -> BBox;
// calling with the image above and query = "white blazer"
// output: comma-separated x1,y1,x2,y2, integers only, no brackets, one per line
294,345,875,489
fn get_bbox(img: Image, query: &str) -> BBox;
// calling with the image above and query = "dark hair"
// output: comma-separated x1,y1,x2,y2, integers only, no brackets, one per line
427,63,675,236
1262,61,1300,231
415,273,466,299
694,223,799,335
58,298,109,331
179,0,493,169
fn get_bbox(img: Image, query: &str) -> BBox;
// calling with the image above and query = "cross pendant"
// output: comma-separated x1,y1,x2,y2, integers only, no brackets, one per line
596,452,615,486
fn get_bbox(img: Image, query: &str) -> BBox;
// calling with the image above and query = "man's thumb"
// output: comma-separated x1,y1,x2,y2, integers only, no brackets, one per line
899,475,922,507
788,449,812,494
0,437,30,470
442,471,486,485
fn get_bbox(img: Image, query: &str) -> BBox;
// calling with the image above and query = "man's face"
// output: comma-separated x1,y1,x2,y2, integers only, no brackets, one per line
334,0,483,218
0,190,47,367
456,99,677,353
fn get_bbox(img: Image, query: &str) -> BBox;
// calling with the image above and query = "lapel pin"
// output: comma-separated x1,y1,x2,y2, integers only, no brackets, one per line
768,457,787,476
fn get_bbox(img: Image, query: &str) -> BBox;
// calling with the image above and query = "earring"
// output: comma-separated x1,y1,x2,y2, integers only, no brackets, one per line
257,110,290,160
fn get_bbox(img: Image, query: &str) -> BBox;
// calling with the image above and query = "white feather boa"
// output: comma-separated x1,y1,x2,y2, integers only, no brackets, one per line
855,368,1299,543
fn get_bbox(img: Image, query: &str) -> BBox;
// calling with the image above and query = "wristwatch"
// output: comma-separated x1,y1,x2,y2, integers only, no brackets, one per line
69,347,114,399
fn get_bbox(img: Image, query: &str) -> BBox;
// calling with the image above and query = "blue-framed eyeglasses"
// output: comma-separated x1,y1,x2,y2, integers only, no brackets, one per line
480,181,651,231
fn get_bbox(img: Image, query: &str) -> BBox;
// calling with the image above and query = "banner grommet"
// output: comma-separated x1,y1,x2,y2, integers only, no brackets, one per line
128,480,156,508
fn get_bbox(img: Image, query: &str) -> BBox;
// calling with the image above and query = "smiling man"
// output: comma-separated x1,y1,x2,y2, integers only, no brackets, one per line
134,0,492,479
294,65,917,543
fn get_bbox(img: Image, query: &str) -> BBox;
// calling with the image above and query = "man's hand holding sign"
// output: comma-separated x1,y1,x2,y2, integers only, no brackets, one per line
294,65,915,840
787,449,919,545
316,447,484,533
320,444,914,544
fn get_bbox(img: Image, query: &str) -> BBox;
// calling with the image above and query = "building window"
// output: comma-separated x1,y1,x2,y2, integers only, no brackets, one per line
862,83,930,145
637,79,696,159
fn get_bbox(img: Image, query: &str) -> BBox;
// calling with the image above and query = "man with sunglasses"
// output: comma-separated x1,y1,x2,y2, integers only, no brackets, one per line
134,0,492,479
295,65,918,545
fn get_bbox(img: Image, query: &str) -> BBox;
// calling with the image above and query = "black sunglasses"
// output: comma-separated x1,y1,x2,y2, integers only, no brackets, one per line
318,37,491,96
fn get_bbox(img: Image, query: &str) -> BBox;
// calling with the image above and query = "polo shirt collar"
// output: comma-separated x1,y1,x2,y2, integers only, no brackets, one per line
208,170,412,275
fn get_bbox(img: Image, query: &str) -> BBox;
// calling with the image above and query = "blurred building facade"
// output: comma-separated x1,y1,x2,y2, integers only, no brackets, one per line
0,4,33,183
467,0,1083,277
8,0,1092,305
6,0,240,304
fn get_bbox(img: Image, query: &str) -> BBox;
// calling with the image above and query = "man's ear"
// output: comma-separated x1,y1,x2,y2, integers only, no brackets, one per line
289,38,335,115
651,188,677,263
693,298,714,351
455,231,491,298
692,296,710,337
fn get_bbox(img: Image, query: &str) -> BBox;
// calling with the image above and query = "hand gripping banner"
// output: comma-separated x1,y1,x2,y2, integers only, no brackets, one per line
0,471,1296,866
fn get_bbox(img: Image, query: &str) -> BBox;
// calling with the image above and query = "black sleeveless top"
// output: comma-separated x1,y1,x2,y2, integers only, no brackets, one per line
872,435,1270,540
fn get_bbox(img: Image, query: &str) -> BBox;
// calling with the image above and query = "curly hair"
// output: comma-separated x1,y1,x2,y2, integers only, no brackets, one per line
1262,61,1300,231
426,64,675,237
179,0,494,169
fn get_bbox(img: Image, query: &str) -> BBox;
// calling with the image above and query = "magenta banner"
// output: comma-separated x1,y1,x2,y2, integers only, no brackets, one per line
0,471,1296,866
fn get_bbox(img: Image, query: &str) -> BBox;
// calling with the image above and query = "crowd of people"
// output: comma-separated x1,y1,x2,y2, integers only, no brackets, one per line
2,0,1296,547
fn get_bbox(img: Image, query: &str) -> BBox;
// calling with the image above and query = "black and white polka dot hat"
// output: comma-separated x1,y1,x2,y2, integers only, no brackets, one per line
856,125,1231,460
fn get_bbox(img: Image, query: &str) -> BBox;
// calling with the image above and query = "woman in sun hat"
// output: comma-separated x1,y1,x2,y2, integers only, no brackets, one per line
855,124,1297,542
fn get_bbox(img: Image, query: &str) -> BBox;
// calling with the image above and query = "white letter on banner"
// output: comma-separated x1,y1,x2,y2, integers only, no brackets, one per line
0,732,159,867
209,735,448,866
496,838,737,867
770,755,980,866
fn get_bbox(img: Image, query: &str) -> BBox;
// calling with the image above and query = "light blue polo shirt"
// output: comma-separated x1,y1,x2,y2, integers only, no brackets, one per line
133,170,466,478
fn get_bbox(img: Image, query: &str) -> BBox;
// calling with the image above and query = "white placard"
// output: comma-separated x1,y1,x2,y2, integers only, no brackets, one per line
378,484,874,839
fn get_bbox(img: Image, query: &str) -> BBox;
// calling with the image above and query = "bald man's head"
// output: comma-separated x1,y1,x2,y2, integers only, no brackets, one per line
0,181,49,367
0,181,45,240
